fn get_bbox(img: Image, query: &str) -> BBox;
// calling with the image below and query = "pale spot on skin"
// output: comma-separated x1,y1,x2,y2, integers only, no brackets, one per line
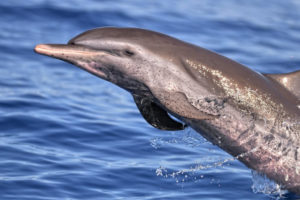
285,174,289,182
282,77,288,85
165,81,177,92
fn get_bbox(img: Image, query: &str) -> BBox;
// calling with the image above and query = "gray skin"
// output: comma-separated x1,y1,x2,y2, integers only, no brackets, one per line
34,27,300,194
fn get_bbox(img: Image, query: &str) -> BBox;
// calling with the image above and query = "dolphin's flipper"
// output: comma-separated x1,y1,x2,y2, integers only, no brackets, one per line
133,95,186,131
160,92,217,121
264,70,300,99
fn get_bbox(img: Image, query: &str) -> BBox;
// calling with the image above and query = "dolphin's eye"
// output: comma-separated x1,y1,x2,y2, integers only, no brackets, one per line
124,50,134,57
68,40,75,45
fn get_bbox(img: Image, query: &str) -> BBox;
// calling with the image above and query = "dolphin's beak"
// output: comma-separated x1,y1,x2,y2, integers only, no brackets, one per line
34,44,103,61
34,44,109,78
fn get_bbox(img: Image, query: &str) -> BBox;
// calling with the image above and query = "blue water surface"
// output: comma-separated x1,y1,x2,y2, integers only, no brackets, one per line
0,0,299,199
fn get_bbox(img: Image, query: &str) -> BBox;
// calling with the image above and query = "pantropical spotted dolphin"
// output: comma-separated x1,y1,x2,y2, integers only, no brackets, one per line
34,27,300,194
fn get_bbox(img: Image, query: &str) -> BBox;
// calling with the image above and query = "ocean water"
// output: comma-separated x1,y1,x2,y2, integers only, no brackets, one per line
0,0,299,199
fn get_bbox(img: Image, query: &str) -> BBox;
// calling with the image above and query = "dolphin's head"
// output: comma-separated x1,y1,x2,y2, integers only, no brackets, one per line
34,27,186,93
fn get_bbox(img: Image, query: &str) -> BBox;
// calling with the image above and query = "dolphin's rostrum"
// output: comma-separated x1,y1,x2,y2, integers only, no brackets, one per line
34,27,300,194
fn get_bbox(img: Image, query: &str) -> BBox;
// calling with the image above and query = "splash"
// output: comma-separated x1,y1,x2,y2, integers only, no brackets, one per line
155,148,258,178
251,170,287,199
153,127,258,187
150,127,207,149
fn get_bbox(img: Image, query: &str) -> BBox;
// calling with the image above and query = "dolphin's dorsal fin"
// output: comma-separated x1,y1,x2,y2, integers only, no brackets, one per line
264,70,300,99
133,95,186,131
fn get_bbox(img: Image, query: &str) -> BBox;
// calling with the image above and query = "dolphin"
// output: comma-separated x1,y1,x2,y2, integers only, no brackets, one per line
34,27,300,194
